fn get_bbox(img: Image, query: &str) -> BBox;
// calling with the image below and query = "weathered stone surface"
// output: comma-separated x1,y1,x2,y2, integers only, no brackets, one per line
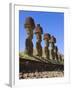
20,17,64,79
25,38,33,55
24,17,35,30
24,17,35,56
19,55,64,73
49,36,56,60
35,24,43,57
43,33,51,59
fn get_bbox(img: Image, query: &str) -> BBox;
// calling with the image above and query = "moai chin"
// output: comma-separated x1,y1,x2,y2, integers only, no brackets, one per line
24,17,35,56
49,36,56,60
35,24,43,57
43,33,51,59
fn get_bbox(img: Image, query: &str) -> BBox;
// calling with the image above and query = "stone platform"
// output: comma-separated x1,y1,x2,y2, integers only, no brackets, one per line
19,54,64,73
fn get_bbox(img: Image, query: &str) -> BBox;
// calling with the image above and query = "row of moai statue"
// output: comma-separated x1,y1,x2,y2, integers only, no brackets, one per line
24,17,63,61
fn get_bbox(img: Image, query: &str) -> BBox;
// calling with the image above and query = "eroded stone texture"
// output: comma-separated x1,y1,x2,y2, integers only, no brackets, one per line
23,17,63,62
54,46,58,60
24,17,35,55
58,54,63,62
35,24,43,57
43,33,51,59
49,36,56,60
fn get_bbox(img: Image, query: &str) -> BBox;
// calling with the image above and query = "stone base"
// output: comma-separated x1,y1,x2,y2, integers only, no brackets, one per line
19,57,64,73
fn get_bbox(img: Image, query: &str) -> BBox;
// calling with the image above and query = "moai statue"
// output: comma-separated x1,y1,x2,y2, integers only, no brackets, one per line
24,17,35,56
35,24,43,57
49,36,56,60
43,33,51,59
54,46,58,61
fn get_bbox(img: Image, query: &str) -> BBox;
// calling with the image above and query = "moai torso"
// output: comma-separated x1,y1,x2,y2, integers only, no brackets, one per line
24,17,35,56
43,33,51,59
49,42,54,60
36,40,42,57
35,24,43,57
25,38,33,55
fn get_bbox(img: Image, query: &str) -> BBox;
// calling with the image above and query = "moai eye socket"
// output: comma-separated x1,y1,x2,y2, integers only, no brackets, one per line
26,25,31,29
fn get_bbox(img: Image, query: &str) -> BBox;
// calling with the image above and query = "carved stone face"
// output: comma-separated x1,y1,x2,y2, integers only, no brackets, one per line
43,33,51,47
50,36,56,43
24,17,35,40
24,17,35,30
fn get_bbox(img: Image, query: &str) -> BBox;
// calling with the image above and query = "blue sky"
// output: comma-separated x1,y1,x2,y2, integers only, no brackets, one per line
19,10,64,54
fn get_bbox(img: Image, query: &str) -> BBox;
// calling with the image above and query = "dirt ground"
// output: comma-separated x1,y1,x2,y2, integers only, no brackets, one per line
19,71,64,79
